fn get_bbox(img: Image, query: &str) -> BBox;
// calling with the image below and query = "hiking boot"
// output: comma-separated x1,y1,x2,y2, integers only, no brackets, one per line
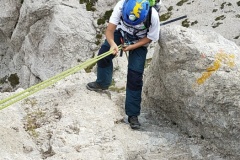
86,82,108,91
128,116,141,130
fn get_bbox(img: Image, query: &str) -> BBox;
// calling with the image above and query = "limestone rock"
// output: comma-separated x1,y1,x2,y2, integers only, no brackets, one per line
1,0,97,89
0,0,21,38
143,25,240,159
161,0,240,46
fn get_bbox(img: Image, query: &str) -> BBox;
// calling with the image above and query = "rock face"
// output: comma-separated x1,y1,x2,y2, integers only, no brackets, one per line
143,25,240,159
161,0,240,46
1,0,97,89
0,72,227,160
0,0,21,38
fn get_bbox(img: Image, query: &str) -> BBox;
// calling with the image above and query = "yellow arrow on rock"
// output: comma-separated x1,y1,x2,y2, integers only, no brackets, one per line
196,50,235,85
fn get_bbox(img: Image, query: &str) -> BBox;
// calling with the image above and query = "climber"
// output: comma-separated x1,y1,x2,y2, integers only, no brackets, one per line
86,0,160,130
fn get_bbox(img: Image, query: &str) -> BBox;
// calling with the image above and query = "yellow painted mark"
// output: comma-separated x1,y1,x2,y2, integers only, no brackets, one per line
131,0,146,18
196,51,235,85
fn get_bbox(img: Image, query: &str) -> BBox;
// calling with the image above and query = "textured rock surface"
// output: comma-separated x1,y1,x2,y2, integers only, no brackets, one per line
1,0,97,89
0,71,225,160
143,25,240,159
161,0,240,46
1,0,240,159
0,0,21,38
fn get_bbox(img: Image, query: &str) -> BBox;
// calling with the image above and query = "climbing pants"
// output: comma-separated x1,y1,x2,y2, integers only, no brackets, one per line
96,30,147,116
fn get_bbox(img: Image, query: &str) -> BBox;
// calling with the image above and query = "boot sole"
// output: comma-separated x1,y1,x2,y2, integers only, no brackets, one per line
130,123,141,129
130,124,141,130
86,85,107,91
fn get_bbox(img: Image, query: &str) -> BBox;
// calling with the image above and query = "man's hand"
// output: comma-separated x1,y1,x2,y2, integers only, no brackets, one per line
122,37,152,52
110,43,119,55
122,44,134,52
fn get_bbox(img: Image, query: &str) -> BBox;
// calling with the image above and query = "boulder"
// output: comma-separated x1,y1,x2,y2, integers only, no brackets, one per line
143,25,240,158
1,0,97,89
0,0,21,38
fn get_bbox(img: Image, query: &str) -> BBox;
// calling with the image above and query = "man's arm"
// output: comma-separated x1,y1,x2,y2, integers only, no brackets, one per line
123,37,152,52
105,23,119,55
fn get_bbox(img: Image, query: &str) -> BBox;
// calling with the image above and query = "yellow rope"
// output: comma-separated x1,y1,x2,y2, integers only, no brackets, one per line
0,45,122,110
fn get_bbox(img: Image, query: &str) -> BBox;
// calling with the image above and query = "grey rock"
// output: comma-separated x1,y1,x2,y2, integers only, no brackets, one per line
143,25,240,159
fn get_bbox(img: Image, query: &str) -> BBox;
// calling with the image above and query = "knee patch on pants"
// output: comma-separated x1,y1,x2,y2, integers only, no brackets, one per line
127,69,143,91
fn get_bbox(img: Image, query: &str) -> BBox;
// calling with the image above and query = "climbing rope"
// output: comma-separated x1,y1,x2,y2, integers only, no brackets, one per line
0,45,122,110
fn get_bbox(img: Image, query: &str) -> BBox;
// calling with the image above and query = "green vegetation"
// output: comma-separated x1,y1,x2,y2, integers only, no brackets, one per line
176,0,189,6
95,39,101,45
96,34,102,39
97,9,113,25
104,10,113,21
21,0,24,4
95,33,102,45
212,9,218,12
234,35,239,39
236,14,240,18
191,20,198,26
97,18,105,25
215,15,226,21
109,79,125,93
84,61,97,73
0,74,19,88
8,73,19,88
95,9,113,46
167,6,173,11
23,107,45,137
160,12,172,21
79,0,97,11
212,22,223,28
220,2,232,10
237,1,240,6
182,19,190,28
109,86,125,93
84,53,96,73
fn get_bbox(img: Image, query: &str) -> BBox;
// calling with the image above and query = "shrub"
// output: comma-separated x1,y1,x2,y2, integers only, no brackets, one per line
215,15,226,21
212,22,223,28
167,6,173,11
176,0,189,6
191,20,198,26
160,12,172,21
79,0,97,11
182,19,190,28
97,18,105,25
237,1,240,6
234,35,239,39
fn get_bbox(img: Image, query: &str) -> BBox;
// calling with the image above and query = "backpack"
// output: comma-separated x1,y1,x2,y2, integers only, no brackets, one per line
144,0,161,29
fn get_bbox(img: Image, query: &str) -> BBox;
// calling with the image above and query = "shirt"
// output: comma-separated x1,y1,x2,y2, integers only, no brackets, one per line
109,0,160,42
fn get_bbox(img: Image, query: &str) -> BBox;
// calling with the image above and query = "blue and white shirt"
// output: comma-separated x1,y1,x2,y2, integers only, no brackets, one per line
109,0,160,42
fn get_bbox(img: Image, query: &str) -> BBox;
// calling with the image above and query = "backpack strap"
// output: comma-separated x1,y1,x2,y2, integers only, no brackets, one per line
143,7,152,32
118,7,153,41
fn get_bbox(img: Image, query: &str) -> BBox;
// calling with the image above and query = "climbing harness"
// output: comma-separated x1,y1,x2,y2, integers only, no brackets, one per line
119,29,134,58
0,45,122,110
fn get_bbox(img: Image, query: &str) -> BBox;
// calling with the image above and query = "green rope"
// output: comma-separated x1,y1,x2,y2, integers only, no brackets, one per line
0,45,122,110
